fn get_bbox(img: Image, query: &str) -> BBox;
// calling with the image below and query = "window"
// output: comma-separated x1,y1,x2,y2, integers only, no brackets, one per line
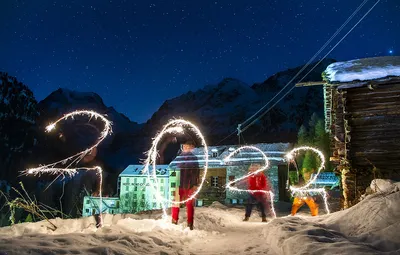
170,171,176,177
86,200,90,204
211,176,219,187
152,202,157,208
134,178,137,183
125,185,129,191
171,182,176,188
126,178,130,183
229,176,235,181
160,186,164,191
142,178,146,183
160,179,164,183
85,209,89,213
142,194,145,199
111,210,114,214
212,152,218,157
134,186,137,191
171,191,176,197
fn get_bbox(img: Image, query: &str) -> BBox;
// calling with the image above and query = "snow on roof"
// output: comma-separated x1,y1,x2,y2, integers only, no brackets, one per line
119,164,170,177
325,56,400,83
169,143,292,168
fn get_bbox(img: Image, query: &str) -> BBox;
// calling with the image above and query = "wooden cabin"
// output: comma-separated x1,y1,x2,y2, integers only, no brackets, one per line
300,56,400,208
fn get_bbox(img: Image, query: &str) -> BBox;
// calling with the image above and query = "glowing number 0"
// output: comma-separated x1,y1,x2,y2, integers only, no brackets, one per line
143,119,208,218
223,146,276,218
285,146,330,214
22,110,112,226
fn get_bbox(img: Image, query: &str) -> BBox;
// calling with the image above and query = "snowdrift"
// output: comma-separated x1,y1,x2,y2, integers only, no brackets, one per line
0,189,399,255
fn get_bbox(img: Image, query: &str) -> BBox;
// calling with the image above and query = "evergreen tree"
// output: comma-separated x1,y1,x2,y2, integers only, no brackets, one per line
24,214,33,223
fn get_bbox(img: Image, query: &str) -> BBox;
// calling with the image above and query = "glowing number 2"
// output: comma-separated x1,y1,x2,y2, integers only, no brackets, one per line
223,146,276,218
285,146,330,214
22,110,112,225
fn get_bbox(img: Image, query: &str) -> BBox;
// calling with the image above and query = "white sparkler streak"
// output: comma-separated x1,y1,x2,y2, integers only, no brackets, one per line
142,119,209,219
223,146,276,218
21,110,112,226
286,146,330,214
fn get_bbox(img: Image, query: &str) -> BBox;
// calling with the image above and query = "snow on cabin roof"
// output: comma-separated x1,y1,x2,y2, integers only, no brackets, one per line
119,164,170,177
324,56,400,83
169,143,292,168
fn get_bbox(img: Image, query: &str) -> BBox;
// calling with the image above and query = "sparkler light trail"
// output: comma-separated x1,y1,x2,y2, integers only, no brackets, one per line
142,119,208,218
22,110,112,226
285,146,330,214
223,146,276,218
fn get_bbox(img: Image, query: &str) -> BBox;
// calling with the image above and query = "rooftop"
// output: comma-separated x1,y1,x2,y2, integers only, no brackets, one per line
324,56,400,83
119,164,170,177
169,143,292,168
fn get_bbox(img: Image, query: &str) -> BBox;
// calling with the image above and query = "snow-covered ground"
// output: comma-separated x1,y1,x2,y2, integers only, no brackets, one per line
0,185,399,255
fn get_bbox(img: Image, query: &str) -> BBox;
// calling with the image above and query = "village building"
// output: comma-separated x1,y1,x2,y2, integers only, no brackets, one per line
169,142,292,205
298,56,400,208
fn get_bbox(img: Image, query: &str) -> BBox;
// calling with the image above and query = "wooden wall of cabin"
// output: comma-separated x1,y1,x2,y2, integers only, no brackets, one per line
336,80,400,208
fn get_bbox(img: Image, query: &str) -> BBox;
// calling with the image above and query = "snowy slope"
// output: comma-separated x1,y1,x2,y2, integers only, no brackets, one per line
0,185,398,255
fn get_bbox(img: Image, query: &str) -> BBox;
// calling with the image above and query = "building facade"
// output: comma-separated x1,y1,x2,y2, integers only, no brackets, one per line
322,56,400,208
82,143,293,216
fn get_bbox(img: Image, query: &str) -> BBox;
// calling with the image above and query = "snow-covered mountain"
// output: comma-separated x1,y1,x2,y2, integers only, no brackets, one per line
144,59,335,145
36,88,144,173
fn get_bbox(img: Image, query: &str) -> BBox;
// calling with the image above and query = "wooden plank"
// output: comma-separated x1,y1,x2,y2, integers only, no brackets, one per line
295,81,325,87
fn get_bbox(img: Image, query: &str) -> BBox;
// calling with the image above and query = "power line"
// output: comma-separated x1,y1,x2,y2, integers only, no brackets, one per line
240,0,381,134
239,0,369,130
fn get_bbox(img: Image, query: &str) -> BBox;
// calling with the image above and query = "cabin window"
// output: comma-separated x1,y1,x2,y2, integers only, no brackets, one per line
211,176,219,187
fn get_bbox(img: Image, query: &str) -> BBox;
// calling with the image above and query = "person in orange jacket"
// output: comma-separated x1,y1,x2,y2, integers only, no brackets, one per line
243,163,272,222
290,174,319,216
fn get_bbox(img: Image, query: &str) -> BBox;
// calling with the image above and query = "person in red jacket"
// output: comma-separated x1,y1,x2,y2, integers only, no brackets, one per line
171,140,200,230
243,163,271,222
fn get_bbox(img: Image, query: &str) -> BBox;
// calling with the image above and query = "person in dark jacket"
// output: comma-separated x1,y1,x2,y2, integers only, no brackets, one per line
171,140,200,230
243,163,271,222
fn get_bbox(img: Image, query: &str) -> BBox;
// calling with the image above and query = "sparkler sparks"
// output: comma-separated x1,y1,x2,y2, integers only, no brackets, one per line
143,119,209,218
285,146,330,214
223,146,276,218
22,110,112,226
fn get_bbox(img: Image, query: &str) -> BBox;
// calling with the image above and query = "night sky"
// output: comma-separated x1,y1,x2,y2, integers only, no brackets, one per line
1,0,398,123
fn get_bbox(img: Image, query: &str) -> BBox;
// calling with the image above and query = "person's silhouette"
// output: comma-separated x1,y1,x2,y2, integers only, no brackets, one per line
171,140,200,230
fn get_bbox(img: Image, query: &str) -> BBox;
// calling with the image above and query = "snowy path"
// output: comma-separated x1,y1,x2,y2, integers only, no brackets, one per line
0,191,399,255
